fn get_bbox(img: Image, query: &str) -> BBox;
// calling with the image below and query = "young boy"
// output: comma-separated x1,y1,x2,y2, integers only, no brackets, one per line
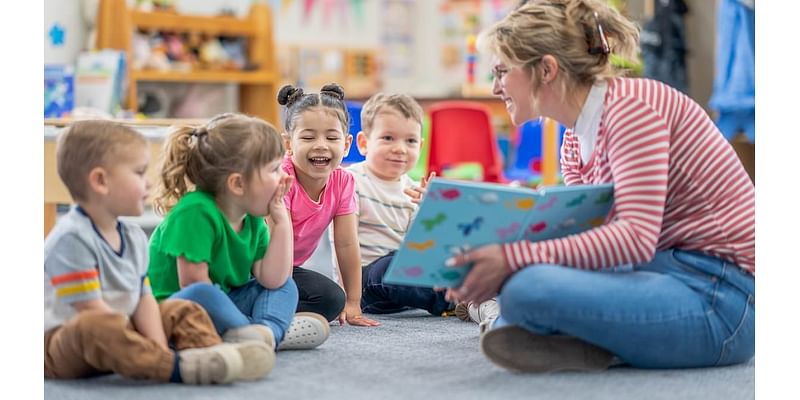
44,120,273,385
346,94,452,316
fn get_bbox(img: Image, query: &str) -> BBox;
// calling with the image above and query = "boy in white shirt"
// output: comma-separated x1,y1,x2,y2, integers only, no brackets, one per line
347,94,453,316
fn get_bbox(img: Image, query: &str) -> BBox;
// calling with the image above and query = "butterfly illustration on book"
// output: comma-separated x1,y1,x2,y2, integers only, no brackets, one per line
444,244,472,257
457,217,484,236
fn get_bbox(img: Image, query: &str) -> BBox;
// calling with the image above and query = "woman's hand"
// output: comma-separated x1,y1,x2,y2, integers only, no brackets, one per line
404,172,436,205
444,244,513,304
268,174,293,225
338,300,381,327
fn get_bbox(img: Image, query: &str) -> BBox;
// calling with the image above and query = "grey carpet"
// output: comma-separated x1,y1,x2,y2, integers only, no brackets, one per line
44,310,755,400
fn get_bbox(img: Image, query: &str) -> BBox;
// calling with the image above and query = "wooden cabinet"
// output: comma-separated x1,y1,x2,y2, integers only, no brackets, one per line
96,0,279,124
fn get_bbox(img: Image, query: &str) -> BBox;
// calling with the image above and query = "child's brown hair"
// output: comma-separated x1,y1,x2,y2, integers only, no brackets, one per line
56,120,146,202
360,93,424,136
154,113,284,215
277,83,350,135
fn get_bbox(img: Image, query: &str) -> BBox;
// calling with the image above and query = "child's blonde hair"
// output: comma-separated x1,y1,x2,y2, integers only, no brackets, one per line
56,120,146,202
154,113,284,215
360,93,424,136
479,0,639,95
277,83,349,135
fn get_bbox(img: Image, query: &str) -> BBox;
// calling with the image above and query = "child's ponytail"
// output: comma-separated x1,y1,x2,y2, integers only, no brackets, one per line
154,114,284,215
154,125,196,215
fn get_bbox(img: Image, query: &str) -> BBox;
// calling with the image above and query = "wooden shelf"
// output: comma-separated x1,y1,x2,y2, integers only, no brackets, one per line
96,0,279,124
131,11,257,36
131,69,277,84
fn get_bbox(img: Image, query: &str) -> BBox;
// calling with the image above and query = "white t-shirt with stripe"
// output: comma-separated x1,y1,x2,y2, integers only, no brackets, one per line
346,162,418,266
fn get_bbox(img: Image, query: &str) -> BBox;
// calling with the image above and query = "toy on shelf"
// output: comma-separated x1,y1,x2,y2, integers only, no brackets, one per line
96,0,280,123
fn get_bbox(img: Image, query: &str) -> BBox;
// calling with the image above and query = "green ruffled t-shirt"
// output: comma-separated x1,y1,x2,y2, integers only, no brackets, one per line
148,190,269,301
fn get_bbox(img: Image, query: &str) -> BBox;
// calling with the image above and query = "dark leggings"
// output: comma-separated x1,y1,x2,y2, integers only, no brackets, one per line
361,252,453,316
292,266,346,322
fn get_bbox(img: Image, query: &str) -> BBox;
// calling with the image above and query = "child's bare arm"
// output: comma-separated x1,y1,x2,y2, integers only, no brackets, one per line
252,174,294,288
253,217,293,289
131,293,169,350
333,213,380,327
177,256,212,287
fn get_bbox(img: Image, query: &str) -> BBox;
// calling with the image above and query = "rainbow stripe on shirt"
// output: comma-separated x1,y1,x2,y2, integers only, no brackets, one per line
50,269,101,303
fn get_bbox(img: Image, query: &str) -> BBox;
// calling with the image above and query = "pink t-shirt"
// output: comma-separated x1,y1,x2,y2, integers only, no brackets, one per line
282,157,358,266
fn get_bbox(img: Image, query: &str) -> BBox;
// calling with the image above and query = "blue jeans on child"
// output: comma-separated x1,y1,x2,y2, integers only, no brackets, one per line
170,278,298,344
494,249,755,368
361,252,453,315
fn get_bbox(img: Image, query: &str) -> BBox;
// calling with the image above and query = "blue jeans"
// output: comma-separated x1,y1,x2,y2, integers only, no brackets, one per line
495,249,755,368
170,279,298,344
361,252,453,316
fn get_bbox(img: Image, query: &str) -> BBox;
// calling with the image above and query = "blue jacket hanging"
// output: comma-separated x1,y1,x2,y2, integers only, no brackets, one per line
708,0,755,142
641,0,689,94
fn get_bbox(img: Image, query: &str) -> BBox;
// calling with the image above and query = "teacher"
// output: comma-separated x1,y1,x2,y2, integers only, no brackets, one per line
446,0,755,373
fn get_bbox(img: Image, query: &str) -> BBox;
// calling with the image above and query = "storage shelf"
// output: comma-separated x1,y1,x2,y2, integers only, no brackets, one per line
131,11,257,36
131,69,277,84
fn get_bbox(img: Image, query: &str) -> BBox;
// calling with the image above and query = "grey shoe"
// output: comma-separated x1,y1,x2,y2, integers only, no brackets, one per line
177,343,243,384
277,312,330,351
223,324,276,349
480,325,615,373
227,341,275,381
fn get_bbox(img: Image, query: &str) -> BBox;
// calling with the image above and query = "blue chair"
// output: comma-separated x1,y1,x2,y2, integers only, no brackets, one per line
506,119,565,183
342,101,366,164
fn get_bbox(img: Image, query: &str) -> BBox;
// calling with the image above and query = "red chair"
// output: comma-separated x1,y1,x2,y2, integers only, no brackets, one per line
427,101,507,183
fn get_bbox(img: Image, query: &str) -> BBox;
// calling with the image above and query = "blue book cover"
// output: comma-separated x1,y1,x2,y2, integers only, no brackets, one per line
384,179,614,288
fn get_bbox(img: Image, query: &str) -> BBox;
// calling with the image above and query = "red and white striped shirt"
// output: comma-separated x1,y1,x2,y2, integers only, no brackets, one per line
502,78,755,274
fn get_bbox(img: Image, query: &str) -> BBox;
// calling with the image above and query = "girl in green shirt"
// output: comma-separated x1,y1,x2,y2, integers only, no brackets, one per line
148,113,330,352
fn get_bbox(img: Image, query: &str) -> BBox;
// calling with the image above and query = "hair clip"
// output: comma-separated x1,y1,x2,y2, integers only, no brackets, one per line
588,12,610,55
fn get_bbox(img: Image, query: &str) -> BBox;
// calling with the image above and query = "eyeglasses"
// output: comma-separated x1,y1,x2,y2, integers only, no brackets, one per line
587,12,611,55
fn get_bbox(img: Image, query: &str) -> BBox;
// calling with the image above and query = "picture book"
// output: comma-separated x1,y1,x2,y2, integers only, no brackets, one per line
384,179,615,288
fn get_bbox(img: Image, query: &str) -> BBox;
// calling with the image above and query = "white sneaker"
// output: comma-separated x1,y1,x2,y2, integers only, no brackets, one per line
277,312,330,351
177,343,243,385
227,341,275,381
468,298,500,325
223,324,276,349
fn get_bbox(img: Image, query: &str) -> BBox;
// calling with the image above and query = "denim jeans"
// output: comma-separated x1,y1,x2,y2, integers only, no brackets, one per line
170,278,298,344
495,249,755,368
361,252,453,316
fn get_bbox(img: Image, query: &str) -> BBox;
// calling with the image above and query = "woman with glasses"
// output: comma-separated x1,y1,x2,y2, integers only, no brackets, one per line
445,0,755,373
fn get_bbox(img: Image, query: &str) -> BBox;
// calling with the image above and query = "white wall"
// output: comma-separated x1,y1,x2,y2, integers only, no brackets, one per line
44,0,88,65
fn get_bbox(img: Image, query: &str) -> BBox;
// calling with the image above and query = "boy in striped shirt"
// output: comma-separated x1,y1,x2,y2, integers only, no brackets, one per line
347,93,453,316
44,121,272,384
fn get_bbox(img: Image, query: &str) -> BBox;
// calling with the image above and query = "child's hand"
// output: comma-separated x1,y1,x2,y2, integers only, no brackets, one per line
268,174,293,225
404,172,436,205
338,300,381,327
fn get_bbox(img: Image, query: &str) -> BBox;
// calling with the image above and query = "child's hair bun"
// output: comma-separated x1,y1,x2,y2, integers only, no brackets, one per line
320,83,345,101
278,85,304,106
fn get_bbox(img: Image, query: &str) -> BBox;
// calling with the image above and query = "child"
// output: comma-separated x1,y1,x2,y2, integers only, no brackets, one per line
345,93,452,316
147,113,330,352
277,83,379,327
44,120,272,385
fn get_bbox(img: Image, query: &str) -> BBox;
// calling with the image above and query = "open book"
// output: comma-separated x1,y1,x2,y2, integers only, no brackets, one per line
384,179,614,288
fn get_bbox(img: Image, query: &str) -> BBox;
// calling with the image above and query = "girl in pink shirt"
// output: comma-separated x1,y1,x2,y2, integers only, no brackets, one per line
277,83,380,327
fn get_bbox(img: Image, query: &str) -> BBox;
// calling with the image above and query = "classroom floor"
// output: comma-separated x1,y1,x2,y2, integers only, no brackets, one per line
44,310,755,400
